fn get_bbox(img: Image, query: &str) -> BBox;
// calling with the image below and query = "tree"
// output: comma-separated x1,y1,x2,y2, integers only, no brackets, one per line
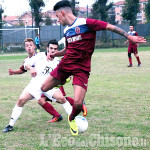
29,0,45,31
69,0,79,16
91,0,113,22
91,0,113,41
145,0,150,22
122,0,140,26
44,15,52,26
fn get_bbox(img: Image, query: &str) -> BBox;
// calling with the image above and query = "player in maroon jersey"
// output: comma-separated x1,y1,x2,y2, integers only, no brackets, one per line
41,1,146,136
125,26,141,67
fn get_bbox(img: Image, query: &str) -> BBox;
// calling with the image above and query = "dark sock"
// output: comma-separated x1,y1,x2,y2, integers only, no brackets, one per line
69,105,82,121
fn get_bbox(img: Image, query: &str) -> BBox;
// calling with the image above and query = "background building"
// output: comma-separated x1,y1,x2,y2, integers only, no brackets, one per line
114,0,148,24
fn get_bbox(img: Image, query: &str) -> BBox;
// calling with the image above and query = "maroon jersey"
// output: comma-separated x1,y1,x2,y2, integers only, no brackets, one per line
58,18,107,72
128,31,138,45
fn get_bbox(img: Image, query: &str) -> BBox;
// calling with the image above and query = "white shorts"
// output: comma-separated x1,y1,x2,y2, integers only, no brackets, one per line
21,81,59,101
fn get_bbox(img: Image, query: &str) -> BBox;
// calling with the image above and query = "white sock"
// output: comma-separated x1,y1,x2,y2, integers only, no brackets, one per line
9,105,23,126
62,101,72,115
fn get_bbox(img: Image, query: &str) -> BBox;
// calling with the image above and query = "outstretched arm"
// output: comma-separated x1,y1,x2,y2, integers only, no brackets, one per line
47,48,67,60
8,68,25,75
106,24,146,43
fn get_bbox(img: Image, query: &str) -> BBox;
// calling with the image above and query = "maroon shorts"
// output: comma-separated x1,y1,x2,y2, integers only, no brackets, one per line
128,45,138,54
50,66,90,91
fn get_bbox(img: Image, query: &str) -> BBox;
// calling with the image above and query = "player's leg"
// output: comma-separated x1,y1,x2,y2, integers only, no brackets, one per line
52,90,72,115
38,96,63,123
134,46,141,67
44,88,72,116
3,91,33,132
66,95,87,116
68,71,89,136
41,74,61,92
68,85,86,136
69,85,86,121
60,86,87,116
128,46,132,67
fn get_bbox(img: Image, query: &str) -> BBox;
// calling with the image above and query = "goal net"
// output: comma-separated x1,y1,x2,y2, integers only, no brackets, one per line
0,27,39,53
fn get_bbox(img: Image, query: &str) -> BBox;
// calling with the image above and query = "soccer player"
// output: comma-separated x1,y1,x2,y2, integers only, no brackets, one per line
35,34,40,52
7,40,64,124
125,26,141,67
3,38,72,132
41,0,146,136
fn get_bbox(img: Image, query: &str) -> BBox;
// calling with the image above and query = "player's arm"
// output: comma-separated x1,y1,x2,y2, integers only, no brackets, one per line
8,64,27,75
8,68,24,75
24,57,37,77
47,47,67,60
25,64,37,77
106,24,146,44
125,40,129,44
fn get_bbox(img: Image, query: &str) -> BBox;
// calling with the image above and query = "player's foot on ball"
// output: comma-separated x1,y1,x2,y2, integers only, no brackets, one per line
82,103,87,116
68,115,78,136
3,125,13,132
47,115,63,123
127,64,133,67
138,63,141,67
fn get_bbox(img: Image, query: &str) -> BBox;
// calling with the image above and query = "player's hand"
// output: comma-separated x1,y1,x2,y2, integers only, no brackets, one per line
30,68,37,77
128,35,146,44
8,69,14,75
47,52,54,61
125,41,127,44
47,51,58,61
137,43,139,47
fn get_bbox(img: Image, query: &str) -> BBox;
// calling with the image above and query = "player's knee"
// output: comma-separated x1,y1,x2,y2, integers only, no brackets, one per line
41,84,46,92
57,95,66,104
38,97,46,106
17,97,26,107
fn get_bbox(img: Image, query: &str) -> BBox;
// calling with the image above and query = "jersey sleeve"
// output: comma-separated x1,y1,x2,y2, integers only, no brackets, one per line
20,65,27,72
86,18,108,31
24,55,36,70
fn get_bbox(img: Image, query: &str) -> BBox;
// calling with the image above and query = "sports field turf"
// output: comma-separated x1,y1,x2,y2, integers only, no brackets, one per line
0,47,150,150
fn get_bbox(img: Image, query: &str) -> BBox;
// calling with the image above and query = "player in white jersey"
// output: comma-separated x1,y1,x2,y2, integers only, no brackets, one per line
3,38,72,132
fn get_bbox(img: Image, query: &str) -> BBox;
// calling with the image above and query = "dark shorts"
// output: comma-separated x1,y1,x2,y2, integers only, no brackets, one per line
50,66,90,91
128,45,138,54
36,44,40,49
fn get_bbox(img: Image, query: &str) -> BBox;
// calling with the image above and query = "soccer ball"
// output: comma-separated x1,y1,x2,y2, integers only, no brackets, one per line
75,116,88,133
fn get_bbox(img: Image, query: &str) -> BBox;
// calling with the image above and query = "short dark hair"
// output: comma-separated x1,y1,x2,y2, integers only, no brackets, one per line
53,0,71,11
47,39,58,47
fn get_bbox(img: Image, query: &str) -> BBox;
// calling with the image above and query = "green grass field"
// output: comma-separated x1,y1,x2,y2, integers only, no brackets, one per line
0,47,150,150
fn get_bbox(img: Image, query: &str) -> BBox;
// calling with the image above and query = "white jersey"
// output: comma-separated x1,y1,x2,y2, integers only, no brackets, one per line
22,52,60,100
24,52,60,84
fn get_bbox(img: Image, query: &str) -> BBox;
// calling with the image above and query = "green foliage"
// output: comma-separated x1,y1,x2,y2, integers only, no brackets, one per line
91,0,113,21
29,0,45,28
69,0,79,16
91,0,113,42
122,0,140,26
44,15,52,26
145,0,150,22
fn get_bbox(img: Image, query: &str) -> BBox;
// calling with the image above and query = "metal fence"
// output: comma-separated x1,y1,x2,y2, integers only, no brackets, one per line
0,23,150,50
